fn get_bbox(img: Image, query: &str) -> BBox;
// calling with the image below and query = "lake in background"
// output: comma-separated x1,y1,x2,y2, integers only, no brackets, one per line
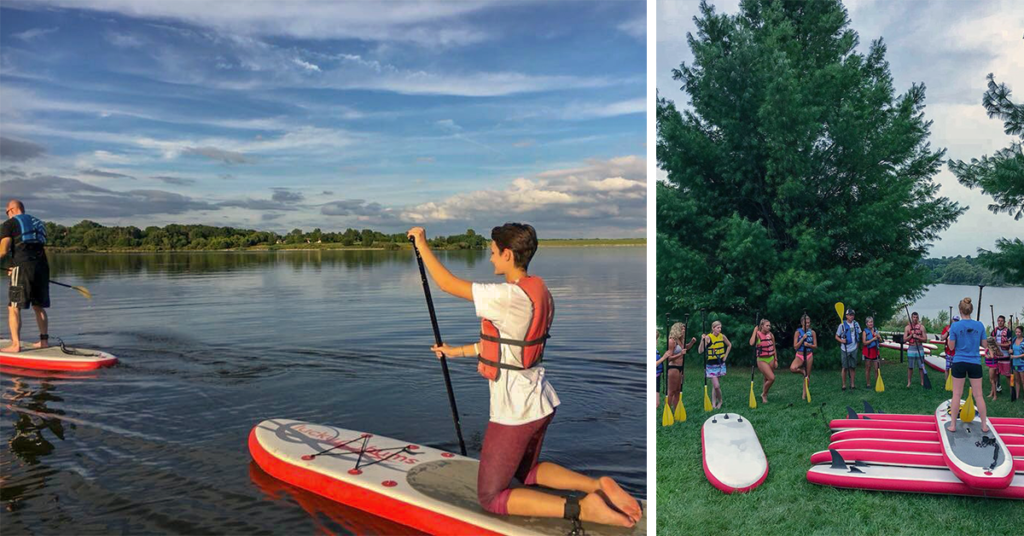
1,247,645,535
909,284,1024,325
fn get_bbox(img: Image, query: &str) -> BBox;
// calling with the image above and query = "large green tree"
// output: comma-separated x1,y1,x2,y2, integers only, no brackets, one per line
657,0,963,362
948,74,1024,285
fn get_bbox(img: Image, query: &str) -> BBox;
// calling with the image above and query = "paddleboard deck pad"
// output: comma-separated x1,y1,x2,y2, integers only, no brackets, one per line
701,413,768,494
935,401,1014,489
807,451,1023,499
0,339,117,371
249,419,646,536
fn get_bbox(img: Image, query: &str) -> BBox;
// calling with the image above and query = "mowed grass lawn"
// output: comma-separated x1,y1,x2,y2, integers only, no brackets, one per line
656,348,1024,536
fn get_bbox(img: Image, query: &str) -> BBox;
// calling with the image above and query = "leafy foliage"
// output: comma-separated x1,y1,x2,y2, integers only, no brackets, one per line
657,0,963,364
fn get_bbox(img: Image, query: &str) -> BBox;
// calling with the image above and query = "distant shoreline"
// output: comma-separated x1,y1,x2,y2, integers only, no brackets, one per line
47,237,646,254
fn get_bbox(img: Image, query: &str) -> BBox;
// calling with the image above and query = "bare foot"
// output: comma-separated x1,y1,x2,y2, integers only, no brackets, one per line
761,395,768,404
579,491,633,527
946,423,956,433
982,423,990,433
31,341,49,349
598,476,641,523
1,343,20,353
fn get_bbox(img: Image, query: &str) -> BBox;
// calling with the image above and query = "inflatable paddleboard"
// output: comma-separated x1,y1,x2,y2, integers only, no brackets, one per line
879,342,931,354
0,339,117,371
924,355,946,372
701,413,768,494
831,418,1024,436
831,428,1024,446
810,449,1024,473
249,419,646,536
935,401,1014,490
807,451,1024,499
854,413,1024,427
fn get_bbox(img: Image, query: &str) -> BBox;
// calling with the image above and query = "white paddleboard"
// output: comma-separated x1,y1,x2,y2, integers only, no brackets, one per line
935,401,1014,490
0,339,117,371
701,413,768,493
249,419,645,536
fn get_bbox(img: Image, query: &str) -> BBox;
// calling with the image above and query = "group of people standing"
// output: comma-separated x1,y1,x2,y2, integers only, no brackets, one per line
655,301,1024,409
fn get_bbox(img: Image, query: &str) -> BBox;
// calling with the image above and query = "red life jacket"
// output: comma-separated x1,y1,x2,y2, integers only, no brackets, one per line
907,323,925,345
755,330,775,357
477,276,553,381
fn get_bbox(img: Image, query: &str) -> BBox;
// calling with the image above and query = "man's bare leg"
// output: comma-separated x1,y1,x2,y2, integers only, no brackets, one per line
30,305,47,348
2,304,21,353
505,461,640,525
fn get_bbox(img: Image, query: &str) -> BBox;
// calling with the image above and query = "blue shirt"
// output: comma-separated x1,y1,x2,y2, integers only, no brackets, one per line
949,319,986,364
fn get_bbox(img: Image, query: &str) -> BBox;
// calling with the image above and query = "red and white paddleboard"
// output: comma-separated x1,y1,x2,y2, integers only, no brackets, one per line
855,413,1024,427
832,418,1024,436
810,449,1024,473
830,428,1024,446
249,419,646,536
807,452,1024,499
924,354,947,372
0,339,117,371
935,401,1014,490
701,413,768,494
879,342,932,354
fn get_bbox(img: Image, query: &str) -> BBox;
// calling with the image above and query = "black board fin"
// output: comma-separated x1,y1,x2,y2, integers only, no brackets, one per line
847,406,858,419
829,449,847,470
863,400,879,414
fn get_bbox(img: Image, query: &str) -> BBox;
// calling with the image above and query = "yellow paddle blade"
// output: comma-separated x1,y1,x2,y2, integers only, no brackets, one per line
704,385,713,412
834,302,845,321
960,389,976,422
875,368,885,392
72,285,93,300
674,399,687,422
662,399,674,427
944,372,953,391
749,381,757,409
805,377,812,403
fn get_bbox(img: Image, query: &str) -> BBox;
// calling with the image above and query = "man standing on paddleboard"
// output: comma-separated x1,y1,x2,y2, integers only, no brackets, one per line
407,223,641,528
0,200,50,354
835,309,861,390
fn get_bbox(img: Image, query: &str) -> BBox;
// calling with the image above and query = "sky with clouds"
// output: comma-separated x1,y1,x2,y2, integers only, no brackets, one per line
0,0,646,238
658,0,1024,257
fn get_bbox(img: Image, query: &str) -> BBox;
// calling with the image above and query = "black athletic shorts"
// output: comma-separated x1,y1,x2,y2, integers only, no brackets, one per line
8,261,50,309
950,360,982,380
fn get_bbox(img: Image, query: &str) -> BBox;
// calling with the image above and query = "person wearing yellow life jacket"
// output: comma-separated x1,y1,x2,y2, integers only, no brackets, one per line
748,319,777,404
407,224,640,529
699,320,732,409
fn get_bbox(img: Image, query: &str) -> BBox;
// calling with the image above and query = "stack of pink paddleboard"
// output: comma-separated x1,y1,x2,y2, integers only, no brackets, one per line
807,402,1024,499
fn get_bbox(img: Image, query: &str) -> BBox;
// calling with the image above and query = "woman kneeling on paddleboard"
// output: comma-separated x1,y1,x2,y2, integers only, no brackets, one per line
946,297,990,433
699,321,731,409
749,319,776,404
791,314,816,400
407,224,641,528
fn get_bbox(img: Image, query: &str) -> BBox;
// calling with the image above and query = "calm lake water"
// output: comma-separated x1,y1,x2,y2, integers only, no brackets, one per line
0,247,646,535
909,284,1024,324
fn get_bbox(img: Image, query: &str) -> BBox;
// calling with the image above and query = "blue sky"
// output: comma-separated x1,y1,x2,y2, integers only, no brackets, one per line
658,0,1024,257
0,0,646,238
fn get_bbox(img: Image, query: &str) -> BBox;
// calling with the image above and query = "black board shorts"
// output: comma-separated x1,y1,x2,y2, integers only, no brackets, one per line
950,360,982,380
8,261,50,309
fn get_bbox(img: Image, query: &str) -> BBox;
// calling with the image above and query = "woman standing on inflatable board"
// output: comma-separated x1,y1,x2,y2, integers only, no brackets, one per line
1011,325,1024,401
861,316,882,390
749,319,777,404
946,297,990,433
407,224,641,528
791,314,816,400
699,321,732,409
665,322,696,411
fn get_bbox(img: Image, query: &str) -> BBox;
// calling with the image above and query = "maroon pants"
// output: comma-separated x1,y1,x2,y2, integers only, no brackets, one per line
477,411,555,515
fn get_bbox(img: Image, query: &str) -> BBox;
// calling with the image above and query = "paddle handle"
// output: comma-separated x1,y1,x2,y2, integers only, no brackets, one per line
409,237,468,456
976,285,984,321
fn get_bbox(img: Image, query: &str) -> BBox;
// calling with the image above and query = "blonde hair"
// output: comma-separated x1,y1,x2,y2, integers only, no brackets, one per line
711,320,722,331
759,319,771,330
959,297,974,318
669,322,685,340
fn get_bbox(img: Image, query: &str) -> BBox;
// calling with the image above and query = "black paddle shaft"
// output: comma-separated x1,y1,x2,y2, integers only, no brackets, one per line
409,237,468,456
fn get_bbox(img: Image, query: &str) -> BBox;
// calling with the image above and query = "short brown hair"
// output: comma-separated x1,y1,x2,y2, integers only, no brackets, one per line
491,222,538,269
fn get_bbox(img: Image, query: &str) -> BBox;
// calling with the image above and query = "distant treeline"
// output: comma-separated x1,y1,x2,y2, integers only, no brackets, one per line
39,220,489,251
920,256,1008,287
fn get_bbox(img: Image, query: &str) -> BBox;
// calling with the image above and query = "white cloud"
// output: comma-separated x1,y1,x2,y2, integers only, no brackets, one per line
292,58,321,72
12,27,59,41
617,16,646,41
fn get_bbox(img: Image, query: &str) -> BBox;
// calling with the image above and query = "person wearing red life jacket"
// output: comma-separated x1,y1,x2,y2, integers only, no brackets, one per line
407,223,640,529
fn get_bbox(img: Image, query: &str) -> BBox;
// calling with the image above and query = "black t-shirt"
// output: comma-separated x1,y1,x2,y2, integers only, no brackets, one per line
0,217,47,265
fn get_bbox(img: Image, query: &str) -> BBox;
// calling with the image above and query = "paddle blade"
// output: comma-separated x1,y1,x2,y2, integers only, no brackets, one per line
749,381,757,409
834,302,845,321
1012,374,1017,402
73,285,92,299
704,385,713,412
960,389,976,422
922,367,932,390
675,399,687,422
662,400,674,427
805,377,812,403
875,368,885,392
945,372,953,391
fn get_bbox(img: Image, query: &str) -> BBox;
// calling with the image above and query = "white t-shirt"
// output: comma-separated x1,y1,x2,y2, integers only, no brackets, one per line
473,282,560,425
